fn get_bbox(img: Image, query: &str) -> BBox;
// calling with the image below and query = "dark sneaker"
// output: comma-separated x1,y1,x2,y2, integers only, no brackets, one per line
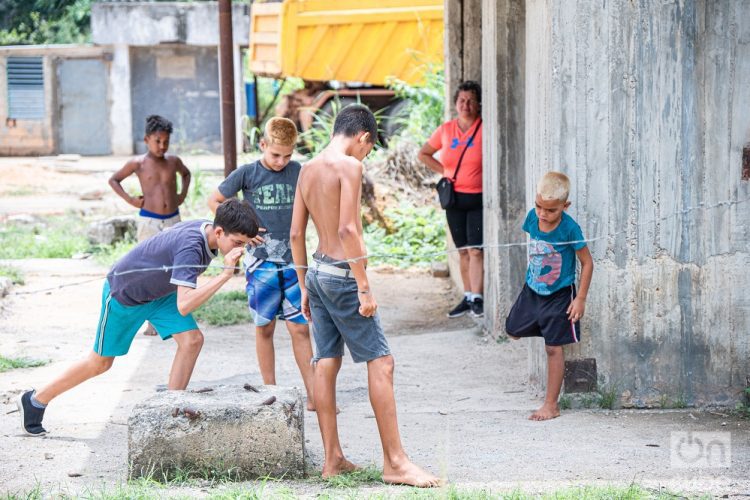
448,297,472,318
17,390,47,436
471,298,484,318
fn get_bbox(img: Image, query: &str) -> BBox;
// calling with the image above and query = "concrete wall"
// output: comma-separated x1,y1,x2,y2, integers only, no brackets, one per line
130,46,221,154
91,2,249,46
91,1,250,155
481,0,527,339
479,0,750,406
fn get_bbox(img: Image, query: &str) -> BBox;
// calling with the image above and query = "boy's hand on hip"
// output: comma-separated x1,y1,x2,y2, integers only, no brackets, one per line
567,297,586,322
221,247,244,276
131,195,144,208
358,292,377,317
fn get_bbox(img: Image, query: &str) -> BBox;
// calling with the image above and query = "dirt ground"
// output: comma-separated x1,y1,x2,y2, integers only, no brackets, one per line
1,157,749,497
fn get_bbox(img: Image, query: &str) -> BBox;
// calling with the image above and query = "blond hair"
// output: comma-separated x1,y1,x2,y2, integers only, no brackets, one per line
263,117,298,147
537,171,570,202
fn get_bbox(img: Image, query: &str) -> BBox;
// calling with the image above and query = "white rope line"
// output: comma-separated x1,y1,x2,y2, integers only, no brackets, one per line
6,194,748,296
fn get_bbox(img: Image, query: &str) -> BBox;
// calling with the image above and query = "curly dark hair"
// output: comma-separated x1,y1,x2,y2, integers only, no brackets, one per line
145,115,173,135
453,81,481,106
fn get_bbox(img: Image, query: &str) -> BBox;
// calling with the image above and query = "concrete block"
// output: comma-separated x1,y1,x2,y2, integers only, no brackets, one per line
87,216,136,246
128,385,305,480
0,277,11,297
431,261,450,278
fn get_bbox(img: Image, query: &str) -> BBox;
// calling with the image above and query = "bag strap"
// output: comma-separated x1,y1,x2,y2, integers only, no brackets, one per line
450,118,482,182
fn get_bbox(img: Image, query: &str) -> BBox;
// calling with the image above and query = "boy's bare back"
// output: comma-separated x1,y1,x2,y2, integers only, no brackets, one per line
298,149,366,263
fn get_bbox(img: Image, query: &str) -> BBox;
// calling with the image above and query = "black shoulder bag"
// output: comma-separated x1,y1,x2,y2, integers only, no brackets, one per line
436,118,482,209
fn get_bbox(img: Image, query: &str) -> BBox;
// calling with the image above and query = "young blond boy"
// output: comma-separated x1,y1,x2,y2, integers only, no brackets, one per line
208,117,316,410
505,171,594,420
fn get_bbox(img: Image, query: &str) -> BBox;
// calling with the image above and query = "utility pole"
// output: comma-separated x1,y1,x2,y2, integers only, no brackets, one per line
218,0,236,177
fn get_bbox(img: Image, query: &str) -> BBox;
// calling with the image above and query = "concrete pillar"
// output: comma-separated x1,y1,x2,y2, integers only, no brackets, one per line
482,0,527,339
444,0,484,293
109,44,133,155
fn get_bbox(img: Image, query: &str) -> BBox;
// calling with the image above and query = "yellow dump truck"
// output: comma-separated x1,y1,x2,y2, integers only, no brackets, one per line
248,0,443,138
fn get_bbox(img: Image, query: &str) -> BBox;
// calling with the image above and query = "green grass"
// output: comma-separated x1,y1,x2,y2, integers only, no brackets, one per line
193,290,252,327
598,381,619,410
0,219,89,259
1,482,695,500
0,265,25,285
318,466,383,489
0,355,48,373
91,237,137,267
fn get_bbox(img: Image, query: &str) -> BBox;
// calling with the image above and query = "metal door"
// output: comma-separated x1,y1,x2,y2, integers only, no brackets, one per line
58,58,111,155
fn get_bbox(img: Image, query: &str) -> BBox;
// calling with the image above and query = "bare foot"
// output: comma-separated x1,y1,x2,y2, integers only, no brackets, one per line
307,403,341,414
529,402,560,421
322,457,359,479
142,324,157,336
383,459,442,488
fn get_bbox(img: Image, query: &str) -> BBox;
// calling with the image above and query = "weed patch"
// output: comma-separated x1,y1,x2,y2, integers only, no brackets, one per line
0,265,25,285
194,290,251,327
0,355,48,373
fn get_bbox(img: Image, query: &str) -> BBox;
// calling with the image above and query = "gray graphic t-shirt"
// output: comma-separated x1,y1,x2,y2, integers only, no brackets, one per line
218,160,301,264
107,220,217,306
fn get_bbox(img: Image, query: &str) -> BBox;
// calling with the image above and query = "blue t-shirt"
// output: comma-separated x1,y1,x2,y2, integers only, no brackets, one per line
522,209,586,295
218,159,301,265
107,220,217,306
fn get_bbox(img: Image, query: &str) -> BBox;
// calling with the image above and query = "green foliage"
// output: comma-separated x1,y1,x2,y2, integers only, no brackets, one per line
597,378,619,410
558,394,572,410
318,466,383,488
0,0,91,45
386,65,445,145
364,204,446,267
194,290,252,327
0,355,48,372
0,265,25,285
0,219,89,259
91,237,136,268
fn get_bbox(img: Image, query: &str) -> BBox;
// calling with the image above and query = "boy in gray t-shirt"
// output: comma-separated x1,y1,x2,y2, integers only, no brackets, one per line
17,200,258,436
208,117,316,411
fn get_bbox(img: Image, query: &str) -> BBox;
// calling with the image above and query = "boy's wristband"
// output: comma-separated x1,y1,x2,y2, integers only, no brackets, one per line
358,289,370,295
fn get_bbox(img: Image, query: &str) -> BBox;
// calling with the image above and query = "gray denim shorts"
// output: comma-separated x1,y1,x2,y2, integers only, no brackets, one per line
305,258,390,363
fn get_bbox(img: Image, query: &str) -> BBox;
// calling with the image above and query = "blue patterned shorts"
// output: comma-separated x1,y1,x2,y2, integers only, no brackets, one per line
246,261,307,326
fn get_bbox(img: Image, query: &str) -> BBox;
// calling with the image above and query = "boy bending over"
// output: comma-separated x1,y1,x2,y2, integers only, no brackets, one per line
17,199,258,436
109,114,191,336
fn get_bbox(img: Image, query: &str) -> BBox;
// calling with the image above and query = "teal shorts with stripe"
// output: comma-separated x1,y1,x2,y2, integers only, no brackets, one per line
93,280,199,357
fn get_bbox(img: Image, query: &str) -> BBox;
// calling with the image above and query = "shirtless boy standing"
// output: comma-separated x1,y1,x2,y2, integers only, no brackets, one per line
290,105,440,487
109,114,191,335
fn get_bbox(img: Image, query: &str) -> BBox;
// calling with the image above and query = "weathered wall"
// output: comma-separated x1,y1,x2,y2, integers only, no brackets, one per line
130,46,221,154
520,0,750,405
482,0,527,335
91,2,249,46
0,45,109,156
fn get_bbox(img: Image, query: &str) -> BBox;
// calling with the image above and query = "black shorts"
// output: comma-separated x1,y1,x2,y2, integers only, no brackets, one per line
445,192,483,248
505,284,581,346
